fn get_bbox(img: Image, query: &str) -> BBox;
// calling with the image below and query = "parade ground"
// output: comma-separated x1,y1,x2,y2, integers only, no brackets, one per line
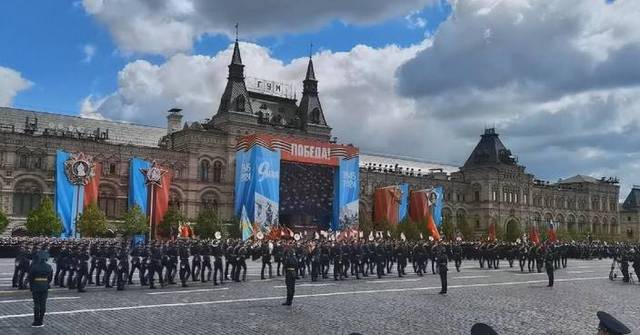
0,259,636,335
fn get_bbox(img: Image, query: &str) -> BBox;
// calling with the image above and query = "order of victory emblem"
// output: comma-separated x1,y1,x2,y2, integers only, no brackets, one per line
64,152,95,186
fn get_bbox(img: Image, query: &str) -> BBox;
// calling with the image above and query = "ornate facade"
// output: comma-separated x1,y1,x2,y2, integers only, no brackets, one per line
0,41,635,240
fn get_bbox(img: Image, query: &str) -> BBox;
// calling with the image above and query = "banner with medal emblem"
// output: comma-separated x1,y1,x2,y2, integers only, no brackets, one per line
129,157,171,239
55,150,100,238
332,157,359,231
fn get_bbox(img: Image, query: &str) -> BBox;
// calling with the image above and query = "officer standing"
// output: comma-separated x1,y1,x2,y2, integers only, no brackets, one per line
544,245,555,287
436,245,448,294
282,247,297,306
29,250,52,328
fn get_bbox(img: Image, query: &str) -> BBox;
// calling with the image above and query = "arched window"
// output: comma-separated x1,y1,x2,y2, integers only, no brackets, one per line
213,161,223,183
311,108,321,124
12,180,42,216
98,185,118,219
236,96,245,112
18,154,29,169
169,189,182,211
200,160,210,182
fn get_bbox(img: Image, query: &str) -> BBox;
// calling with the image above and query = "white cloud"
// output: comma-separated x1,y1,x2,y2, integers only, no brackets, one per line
405,11,427,29
0,66,33,106
81,0,436,55
82,44,97,63
79,95,107,119
85,0,640,199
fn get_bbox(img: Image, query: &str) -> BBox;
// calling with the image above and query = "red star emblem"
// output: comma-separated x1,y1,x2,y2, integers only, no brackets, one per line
141,160,167,188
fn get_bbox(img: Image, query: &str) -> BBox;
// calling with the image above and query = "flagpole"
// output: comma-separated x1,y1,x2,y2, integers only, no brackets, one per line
75,184,81,238
149,185,154,241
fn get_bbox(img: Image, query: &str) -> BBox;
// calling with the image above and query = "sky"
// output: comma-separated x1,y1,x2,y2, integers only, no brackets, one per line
1,0,640,199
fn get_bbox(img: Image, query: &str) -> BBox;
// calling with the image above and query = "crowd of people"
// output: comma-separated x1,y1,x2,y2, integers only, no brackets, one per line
4,236,639,293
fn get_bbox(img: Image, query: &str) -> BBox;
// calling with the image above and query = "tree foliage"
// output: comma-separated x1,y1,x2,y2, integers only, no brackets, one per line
440,216,455,241
158,206,183,239
0,209,8,233
76,202,107,237
118,205,149,237
458,217,474,241
226,216,241,239
194,208,224,239
25,197,62,237
504,221,522,242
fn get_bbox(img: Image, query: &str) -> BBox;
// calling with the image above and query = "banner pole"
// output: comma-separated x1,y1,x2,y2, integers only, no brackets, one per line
75,184,81,238
149,186,154,241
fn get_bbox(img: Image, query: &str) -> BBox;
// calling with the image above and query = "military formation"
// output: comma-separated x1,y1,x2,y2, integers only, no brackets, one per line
4,236,639,293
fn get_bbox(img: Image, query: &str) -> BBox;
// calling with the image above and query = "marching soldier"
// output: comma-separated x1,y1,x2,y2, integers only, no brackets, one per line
191,242,201,282
282,247,297,306
29,251,52,328
212,236,224,285
128,244,143,285
261,241,273,280
116,246,129,291
437,245,448,294
178,241,191,287
201,242,212,282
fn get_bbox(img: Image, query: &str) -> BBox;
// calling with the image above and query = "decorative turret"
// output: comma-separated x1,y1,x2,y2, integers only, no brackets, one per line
166,108,183,135
298,54,327,127
215,36,253,116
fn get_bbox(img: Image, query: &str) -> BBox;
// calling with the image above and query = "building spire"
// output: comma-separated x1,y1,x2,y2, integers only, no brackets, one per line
305,44,316,82
231,23,242,65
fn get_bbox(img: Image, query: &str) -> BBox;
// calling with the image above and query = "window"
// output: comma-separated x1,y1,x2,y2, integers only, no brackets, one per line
236,96,246,112
311,108,321,124
200,160,210,182
18,154,28,169
492,191,497,201
98,186,119,219
213,161,223,183
12,180,42,216
474,191,480,202
33,157,42,169
523,194,527,204
109,163,117,175
201,192,219,215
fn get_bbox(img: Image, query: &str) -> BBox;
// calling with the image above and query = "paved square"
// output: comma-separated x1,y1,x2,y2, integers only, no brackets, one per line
0,259,637,334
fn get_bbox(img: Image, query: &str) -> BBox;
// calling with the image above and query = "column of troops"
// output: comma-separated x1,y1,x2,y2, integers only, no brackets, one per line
2,236,639,292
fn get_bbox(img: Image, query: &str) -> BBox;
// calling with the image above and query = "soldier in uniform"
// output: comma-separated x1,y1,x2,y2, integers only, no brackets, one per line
201,242,212,282
273,241,283,277
224,242,235,281
13,244,30,289
436,245,448,294
234,243,248,282
212,240,224,285
178,241,191,287
320,242,330,279
596,311,631,335
104,244,118,288
332,242,344,280
282,247,298,306
87,242,98,284
29,250,52,328
191,242,201,282
260,241,273,280
95,243,108,286
128,244,143,285
75,245,89,293
116,245,129,291
375,242,386,279
310,242,321,282
148,242,164,289
544,245,555,287
396,242,408,277
166,242,178,285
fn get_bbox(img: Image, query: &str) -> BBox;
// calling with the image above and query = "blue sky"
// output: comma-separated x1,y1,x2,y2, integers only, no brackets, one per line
0,0,451,115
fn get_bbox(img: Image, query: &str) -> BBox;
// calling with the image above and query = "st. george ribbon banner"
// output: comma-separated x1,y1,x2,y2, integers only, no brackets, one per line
234,134,359,236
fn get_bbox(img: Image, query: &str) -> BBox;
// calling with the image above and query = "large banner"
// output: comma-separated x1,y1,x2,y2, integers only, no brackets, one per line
55,150,100,238
409,186,444,240
235,133,359,235
129,158,151,214
332,157,360,231
374,186,401,225
128,158,171,237
234,145,281,240
399,184,409,223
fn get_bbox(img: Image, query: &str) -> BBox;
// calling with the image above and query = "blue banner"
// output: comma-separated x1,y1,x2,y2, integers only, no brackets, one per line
332,157,360,231
55,150,78,238
252,146,280,231
234,145,280,234
129,158,151,214
399,184,409,223
132,234,146,247
432,186,444,227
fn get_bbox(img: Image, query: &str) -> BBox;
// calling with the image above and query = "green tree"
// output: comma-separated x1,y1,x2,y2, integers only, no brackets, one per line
504,221,522,242
226,217,241,239
76,202,107,237
158,206,183,238
458,217,474,241
397,219,419,240
440,216,455,241
0,209,8,233
194,208,224,239
118,205,149,237
494,222,505,241
25,197,62,236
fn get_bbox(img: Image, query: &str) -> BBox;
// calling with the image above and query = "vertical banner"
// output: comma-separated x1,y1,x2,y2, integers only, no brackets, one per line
374,186,400,225
152,172,172,228
55,150,76,238
398,184,409,223
332,157,360,231
252,145,280,232
129,158,151,213
409,188,442,240
431,186,444,227
83,163,101,207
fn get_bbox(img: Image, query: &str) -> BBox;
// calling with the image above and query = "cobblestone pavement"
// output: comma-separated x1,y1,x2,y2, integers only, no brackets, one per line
0,259,636,335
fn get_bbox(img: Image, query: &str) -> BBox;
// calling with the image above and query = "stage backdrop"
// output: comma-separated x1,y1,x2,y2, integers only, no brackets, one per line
235,134,359,236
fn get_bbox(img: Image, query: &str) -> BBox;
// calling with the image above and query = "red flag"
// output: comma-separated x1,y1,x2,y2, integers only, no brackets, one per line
410,190,440,240
374,186,401,225
83,163,101,208
488,223,496,241
530,226,540,245
152,171,172,235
